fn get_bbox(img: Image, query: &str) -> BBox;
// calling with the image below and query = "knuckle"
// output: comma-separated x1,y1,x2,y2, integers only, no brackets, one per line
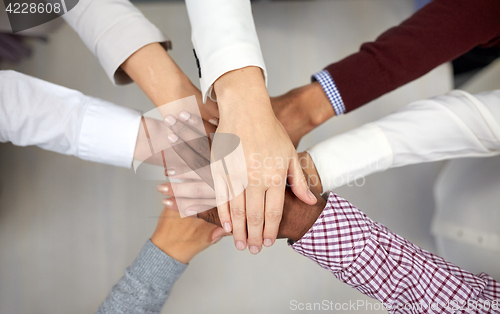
195,138,210,153
174,122,188,134
246,212,263,226
271,175,283,186
231,207,246,219
265,210,282,221
192,183,205,198
217,194,228,203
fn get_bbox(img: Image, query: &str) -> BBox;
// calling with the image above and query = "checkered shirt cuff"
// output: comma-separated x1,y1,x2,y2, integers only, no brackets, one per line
290,193,499,313
312,70,345,115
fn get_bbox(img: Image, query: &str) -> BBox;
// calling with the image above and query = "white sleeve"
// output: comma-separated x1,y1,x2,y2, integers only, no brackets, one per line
185,0,267,102
62,0,168,85
308,90,500,192
0,70,141,168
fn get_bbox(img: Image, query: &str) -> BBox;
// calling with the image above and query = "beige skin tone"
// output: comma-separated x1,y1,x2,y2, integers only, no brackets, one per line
121,42,219,121
157,150,326,243
122,42,328,254
271,82,335,148
150,208,228,264
210,66,318,255
156,110,324,243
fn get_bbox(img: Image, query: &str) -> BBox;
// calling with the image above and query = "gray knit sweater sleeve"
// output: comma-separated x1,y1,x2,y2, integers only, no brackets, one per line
96,240,188,314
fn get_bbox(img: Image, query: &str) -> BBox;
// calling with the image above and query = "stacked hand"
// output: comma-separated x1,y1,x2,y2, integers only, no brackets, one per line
157,109,325,245
211,67,317,254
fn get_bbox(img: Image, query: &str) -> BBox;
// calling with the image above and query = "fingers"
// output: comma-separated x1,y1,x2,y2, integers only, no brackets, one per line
157,181,215,199
262,186,285,247
230,188,247,251
167,133,213,188
164,166,206,180
246,187,265,255
288,152,317,205
163,197,216,217
165,113,211,160
211,227,229,244
199,98,219,121
213,174,232,234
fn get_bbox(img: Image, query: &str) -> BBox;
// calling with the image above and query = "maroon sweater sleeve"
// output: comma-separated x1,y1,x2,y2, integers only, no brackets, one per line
325,0,500,113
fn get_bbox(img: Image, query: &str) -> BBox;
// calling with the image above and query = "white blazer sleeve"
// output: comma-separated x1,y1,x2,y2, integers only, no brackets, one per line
0,70,141,168
185,0,267,102
62,0,169,85
308,90,500,192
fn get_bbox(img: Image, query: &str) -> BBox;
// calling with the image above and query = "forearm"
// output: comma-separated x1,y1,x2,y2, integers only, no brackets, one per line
0,70,140,168
322,0,500,113
308,90,500,192
121,43,194,107
290,193,500,313
96,240,187,314
63,0,168,85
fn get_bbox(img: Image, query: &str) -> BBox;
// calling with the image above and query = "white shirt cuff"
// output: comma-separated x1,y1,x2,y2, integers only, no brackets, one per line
199,43,267,103
307,123,393,192
78,98,141,168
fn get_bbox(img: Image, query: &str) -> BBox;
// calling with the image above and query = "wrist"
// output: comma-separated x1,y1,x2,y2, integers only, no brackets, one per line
213,66,271,117
150,235,200,264
299,81,335,127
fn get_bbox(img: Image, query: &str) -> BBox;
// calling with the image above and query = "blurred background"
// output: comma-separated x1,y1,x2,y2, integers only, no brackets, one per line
0,0,499,313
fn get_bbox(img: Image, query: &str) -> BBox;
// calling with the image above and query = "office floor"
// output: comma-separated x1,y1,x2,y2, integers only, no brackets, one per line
0,1,453,313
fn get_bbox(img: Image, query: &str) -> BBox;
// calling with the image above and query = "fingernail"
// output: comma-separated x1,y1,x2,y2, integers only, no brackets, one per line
168,133,178,143
236,241,246,250
178,111,191,121
223,222,232,233
208,118,219,126
263,239,273,247
185,210,198,217
164,115,176,126
163,199,173,207
212,237,222,244
307,189,317,202
157,185,168,193
166,169,175,176
249,246,260,255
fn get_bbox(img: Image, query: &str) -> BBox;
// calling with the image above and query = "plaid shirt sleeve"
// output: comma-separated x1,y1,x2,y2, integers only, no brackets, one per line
312,70,345,116
290,193,500,313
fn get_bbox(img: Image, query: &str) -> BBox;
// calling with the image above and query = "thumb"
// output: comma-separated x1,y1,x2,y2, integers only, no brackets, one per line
211,227,230,244
288,152,317,205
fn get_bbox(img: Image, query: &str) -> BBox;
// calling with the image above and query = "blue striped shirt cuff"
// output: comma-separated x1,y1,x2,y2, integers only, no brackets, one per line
312,70,345,115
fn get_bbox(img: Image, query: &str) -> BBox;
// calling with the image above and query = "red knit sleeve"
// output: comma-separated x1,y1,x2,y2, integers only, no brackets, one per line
325,0,500,113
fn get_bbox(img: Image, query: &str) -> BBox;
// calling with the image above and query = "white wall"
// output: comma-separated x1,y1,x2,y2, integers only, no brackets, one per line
0,1,452,313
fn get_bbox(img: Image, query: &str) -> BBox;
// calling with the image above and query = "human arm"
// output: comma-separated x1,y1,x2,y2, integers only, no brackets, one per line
185,0,316,254
62,0,219,119
290,192,500,313
307,89,500,192
271,0,500,144
96,208,227,313
185,162,500,313
0,70,141,167
62,0,168,85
